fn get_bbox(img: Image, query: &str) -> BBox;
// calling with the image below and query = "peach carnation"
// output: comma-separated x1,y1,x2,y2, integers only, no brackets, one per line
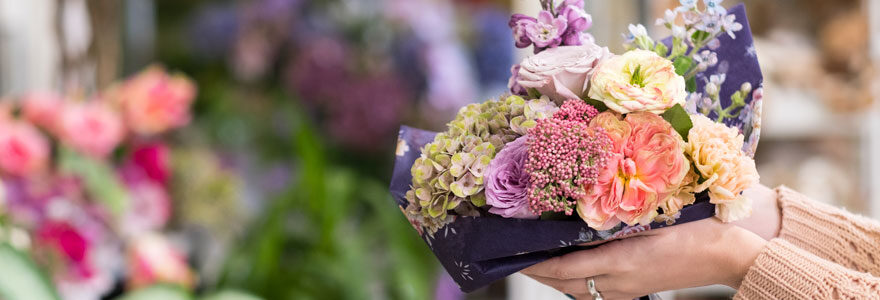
577,112,689,230
588,49,686,114
686,114,759,222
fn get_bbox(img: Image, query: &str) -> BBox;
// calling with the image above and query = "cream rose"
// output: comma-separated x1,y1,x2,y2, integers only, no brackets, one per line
588,49,686,114
516,43,611,103
686,114,760,222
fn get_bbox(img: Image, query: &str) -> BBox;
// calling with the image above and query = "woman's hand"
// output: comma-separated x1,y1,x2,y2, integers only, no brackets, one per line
733,183,782,241
520,218,767,300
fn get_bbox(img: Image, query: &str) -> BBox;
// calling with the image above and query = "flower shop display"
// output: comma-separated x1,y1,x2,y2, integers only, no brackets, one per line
0,65,246,300
389,1,764,292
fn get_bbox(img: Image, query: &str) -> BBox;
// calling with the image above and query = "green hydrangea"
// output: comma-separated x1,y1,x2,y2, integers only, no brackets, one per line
405,95,557,233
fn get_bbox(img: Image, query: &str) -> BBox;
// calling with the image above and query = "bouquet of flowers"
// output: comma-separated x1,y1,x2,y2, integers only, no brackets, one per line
389,1,764,292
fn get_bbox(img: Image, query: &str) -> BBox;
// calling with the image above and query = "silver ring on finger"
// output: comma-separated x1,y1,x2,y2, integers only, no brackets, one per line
586,277,603,300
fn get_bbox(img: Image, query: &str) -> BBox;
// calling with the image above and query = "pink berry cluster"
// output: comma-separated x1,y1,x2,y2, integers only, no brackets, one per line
552,99,600,123
524,100,612,215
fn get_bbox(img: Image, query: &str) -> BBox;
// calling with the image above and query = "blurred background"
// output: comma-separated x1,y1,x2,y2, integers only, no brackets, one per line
0,0,879,299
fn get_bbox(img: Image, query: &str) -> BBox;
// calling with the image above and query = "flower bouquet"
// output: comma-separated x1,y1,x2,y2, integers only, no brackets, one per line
389,1,764,292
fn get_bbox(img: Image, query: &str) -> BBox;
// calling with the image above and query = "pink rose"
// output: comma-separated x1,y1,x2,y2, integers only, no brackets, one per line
577,112,689,230
0,120,50,177
516,44,611,103
111,66,196,135
36,221,95,278
127,233,195,289
59,101,125,158
129,143,171,185
21,92,65,132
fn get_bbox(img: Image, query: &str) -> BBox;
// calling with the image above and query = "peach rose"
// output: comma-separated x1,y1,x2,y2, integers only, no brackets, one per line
0,120,50,176
111,66,196,135
59,101,125,158
516,43,611,103
686,114,759,222
577,112,689,230
588,49,686,114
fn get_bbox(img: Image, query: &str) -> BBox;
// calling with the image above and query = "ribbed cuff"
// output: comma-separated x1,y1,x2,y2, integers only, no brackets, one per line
775,186,880,272
734,239,834,299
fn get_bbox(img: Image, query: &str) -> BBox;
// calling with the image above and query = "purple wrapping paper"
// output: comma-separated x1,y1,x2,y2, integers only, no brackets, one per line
389,4,762,293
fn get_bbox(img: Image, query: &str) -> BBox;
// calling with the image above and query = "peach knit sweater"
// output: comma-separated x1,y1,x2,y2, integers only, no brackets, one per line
734,186,880,299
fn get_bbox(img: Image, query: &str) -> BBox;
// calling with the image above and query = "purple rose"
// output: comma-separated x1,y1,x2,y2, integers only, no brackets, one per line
485,136,537,219
525,11,567,50
509,14,537,49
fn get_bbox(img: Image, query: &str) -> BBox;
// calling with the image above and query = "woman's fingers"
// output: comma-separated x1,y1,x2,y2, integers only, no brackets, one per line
525,274,590,296
522,244,619,279
524,274,630,300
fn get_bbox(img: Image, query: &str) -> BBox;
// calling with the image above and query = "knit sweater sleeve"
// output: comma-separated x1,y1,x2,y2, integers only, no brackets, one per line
734,239,880,299
774,186,880,274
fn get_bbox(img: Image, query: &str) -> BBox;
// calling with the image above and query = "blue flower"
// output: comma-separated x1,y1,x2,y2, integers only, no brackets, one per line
703,0,727,15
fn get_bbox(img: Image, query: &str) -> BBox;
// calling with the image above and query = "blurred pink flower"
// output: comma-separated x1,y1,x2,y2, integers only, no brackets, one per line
22,92,65,133
129,143,171,185
0,120,50,177
120,180,171,237
127,233,195,289
112,66,196,136
36,221,95,279
578,112,689,230
59,101,125,158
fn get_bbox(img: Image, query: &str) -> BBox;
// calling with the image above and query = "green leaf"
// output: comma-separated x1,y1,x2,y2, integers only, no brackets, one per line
0,243,60,300
539,211,571,221
57,148,129,217
583,98,608,112
526,88,541,99
672,56,693,76
201,290,264,300
691,30,710,44
660,104,693,142
685,77,697,93
120,285,192,300
654,42,669,57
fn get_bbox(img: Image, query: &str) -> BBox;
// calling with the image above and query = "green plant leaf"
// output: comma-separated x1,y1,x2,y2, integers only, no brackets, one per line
0,243,60,300
660,104,693,142
672,56,693,76
119,285,192,300
653,42,669,58
685,77,697,93
57,148,129,217
583,97,608,112
526,88,541,99
691,30,710,44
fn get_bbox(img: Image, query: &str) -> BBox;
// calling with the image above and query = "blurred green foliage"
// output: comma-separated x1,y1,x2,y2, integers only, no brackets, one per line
151,1,439,299
213,97,436,299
